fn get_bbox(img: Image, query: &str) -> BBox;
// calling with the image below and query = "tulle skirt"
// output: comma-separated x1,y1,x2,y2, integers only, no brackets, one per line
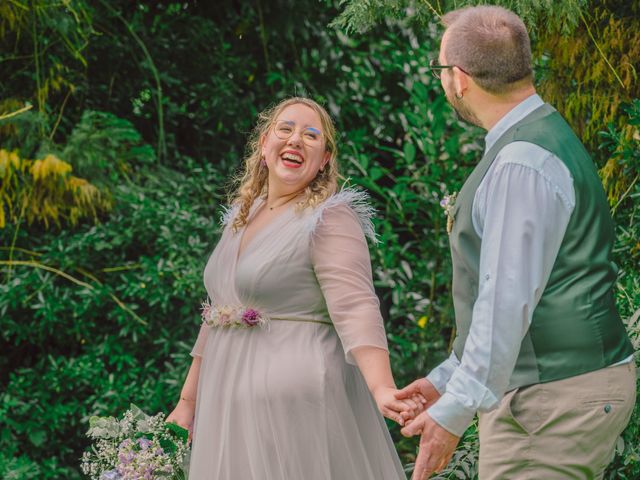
188,321,406,480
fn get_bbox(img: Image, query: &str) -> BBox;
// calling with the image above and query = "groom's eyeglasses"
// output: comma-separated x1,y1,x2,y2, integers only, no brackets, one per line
429,58,471,79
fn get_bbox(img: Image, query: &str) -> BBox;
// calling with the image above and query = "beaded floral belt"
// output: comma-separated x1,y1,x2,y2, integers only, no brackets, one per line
201,300,268,328
200,299,332,328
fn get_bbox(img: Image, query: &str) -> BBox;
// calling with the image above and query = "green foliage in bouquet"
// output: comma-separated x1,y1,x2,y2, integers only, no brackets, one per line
81,404,189,480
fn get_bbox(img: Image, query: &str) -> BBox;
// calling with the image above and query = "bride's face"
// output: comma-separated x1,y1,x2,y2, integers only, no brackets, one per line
261,103,330,193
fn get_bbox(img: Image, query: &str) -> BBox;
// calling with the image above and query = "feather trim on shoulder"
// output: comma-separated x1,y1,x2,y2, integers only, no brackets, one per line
307,187,378,243
220,203,239,227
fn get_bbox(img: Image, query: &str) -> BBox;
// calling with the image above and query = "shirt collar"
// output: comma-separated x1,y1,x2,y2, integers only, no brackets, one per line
484,94,544,153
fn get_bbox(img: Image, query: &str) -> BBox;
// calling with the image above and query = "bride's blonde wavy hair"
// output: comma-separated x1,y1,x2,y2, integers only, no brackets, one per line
230,97,339,232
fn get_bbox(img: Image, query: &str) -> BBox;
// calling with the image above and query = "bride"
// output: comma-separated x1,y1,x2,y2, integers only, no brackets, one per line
167,97,423,479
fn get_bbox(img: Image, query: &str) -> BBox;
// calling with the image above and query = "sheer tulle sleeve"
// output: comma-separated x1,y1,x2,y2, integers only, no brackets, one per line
311,203,388,364
190,322,209,357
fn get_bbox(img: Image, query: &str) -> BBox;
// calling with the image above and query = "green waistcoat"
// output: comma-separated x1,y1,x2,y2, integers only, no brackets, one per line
450,103,634,390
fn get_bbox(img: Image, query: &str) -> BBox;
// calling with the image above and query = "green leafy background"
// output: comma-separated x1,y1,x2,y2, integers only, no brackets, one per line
1,1,638,478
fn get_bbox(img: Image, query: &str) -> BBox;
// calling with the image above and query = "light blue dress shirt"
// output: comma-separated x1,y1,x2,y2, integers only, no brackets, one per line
426,94,577,436
425,94,633,436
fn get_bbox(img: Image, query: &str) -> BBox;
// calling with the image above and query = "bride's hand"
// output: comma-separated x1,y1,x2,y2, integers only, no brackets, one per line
399,392,429,423
166,398,196,443
373,386,425,426
395,378,440,425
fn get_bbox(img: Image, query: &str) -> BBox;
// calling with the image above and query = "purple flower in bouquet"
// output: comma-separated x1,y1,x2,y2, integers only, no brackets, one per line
137,437,153,450
241,308,262,326
82,405,189,480
117,451,134,465
119,438,133,448
117,439,135,465
100,471,121,480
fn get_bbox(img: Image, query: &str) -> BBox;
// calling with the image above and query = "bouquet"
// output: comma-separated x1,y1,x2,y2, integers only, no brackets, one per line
81,404,190,480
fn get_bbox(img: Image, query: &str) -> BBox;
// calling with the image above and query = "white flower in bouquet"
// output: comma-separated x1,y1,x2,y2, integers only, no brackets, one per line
81,404,189,480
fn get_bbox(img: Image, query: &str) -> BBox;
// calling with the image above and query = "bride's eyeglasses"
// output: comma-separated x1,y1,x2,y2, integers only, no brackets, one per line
273,120,324,147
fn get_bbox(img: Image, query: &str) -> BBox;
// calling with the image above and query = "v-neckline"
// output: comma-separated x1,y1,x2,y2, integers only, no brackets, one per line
235,198,296,263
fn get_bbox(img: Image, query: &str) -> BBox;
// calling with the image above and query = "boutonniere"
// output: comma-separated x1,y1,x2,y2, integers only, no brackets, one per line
440,192,457,234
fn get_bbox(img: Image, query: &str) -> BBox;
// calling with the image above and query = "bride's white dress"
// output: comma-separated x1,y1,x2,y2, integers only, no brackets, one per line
188,190,406,480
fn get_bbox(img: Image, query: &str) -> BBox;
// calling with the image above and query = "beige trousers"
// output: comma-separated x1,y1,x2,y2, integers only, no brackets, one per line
478,362,637,480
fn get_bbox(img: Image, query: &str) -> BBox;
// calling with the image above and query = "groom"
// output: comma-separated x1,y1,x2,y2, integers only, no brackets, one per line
396,5,636,480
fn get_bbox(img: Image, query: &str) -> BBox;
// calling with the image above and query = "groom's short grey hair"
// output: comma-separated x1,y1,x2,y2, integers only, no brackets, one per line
441,6,533,94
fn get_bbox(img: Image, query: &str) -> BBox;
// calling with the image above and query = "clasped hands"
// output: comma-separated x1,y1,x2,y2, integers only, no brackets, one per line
376,379,461,480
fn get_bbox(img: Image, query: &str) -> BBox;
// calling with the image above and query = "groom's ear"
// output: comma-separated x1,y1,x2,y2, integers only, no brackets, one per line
453,67,469,97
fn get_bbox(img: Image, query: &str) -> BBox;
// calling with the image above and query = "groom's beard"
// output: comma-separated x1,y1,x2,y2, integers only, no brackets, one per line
448,94,481,127
443,78,482,127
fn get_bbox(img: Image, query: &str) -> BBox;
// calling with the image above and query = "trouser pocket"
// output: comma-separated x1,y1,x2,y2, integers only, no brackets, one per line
507,384,550,435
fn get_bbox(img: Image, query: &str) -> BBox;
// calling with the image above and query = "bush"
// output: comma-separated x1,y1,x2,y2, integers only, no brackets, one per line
1,1,638,478
0,161,228,479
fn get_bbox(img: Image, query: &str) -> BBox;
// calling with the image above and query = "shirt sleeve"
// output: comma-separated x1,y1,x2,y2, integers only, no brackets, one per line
428,143,575,436
426,351,461,394
311,203,388,364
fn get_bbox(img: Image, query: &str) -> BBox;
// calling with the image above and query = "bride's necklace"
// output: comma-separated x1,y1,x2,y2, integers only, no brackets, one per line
266,193,299,211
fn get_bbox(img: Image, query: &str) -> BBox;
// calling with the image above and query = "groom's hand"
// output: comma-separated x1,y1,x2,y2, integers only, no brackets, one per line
395,378,440,422
402,411,460,480
373,386,423,426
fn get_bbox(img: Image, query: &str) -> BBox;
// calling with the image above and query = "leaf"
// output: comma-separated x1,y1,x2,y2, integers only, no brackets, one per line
403,142,416,164
165,421,189,443
128,403,148,421
400,260,413,280
369,166,383,181
28,430,47,447
87,415,120,439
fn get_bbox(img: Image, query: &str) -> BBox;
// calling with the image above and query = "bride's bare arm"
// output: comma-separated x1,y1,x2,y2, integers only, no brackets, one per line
167,356,202,438
351,346,424,425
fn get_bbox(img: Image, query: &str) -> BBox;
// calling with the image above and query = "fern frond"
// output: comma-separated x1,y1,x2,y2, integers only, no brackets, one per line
0,149,112,230
331,0,589,34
